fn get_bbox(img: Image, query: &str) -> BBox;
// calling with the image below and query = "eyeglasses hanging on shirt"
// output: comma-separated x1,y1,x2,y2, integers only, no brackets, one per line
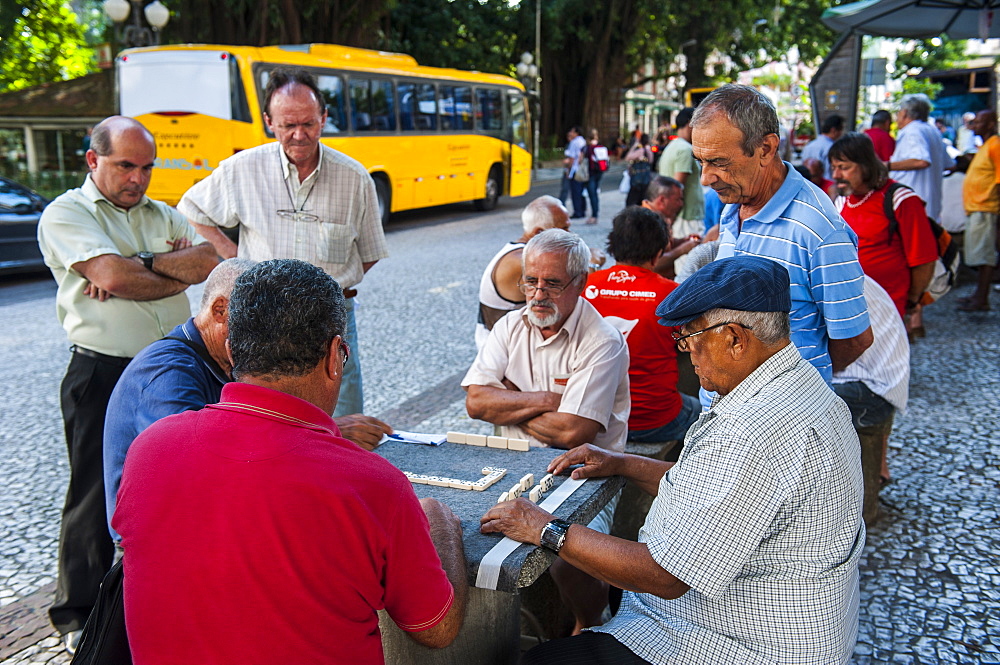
276,151,320,224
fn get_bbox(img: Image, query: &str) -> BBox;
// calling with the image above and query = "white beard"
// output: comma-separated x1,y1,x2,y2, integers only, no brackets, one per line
526,298,561,328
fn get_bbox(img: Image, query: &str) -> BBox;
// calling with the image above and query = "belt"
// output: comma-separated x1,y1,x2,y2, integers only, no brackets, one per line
344,288,357,299
71,345,132,368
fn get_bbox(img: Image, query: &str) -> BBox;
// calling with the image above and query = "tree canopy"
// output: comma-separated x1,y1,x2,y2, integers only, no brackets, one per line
0,0,95,92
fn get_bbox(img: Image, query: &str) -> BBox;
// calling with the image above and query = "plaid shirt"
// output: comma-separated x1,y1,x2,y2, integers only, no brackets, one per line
178,142,387,289
595,343,865,664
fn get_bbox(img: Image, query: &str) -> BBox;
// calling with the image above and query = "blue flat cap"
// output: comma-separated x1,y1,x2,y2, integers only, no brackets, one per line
656,256,791,326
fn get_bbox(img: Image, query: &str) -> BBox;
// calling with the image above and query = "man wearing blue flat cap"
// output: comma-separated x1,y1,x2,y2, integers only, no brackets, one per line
483,256,864,665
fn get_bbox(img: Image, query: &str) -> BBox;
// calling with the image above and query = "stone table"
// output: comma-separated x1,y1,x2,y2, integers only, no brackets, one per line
372,439,623,664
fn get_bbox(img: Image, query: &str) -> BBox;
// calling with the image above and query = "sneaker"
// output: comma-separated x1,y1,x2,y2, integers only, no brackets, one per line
63,629,82,655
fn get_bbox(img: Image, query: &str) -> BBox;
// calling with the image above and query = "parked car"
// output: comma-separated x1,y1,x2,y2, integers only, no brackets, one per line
0,176,48,275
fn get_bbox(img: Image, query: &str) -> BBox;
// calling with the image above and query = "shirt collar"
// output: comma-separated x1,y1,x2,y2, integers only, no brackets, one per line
278,141,324,183
214,382,339,436
718,161,803,230
80,173,151,211
179,318,229,386
710,343,802,413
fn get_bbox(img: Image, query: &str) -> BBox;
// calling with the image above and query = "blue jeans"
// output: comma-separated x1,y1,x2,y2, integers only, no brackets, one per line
833,381,893,428
334,297,363,417
628,392,702,443
586,171,604,218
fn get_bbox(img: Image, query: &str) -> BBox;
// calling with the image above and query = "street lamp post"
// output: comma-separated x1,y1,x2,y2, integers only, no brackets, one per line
103,0,170,49
515,51,540,169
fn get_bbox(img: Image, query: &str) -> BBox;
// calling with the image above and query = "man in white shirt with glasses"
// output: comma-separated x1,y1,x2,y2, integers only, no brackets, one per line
463,228,630,635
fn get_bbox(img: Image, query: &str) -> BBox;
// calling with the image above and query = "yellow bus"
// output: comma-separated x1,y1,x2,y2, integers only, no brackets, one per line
684,87,717,108
116,43,533,224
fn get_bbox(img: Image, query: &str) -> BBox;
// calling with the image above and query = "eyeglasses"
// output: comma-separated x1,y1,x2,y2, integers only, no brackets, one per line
517,274,581,298
277,210,321,224
671,321,753,351
340,341,350,365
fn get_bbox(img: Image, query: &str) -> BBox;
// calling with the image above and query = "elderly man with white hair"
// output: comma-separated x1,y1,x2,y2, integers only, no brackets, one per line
464,228,629,634
475,196,604,348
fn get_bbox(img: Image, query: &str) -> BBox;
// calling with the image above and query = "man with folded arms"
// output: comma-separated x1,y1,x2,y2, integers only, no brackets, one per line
483,256,864,664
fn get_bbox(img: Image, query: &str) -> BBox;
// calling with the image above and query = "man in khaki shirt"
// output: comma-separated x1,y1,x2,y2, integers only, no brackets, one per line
37,116,217,653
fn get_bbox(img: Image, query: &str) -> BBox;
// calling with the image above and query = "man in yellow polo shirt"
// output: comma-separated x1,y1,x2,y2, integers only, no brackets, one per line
959,109,1000,311
37,115,217,653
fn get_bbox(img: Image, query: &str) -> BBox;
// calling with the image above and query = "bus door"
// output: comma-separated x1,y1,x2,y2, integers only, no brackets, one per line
439,84,476,202
506,91,532,197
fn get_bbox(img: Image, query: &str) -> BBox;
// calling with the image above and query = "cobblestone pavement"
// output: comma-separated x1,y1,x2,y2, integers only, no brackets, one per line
2,177,999,663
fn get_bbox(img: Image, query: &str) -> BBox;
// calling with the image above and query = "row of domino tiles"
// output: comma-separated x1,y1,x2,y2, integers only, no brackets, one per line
498,472,555,504
447,431,530,451
403,466,508,491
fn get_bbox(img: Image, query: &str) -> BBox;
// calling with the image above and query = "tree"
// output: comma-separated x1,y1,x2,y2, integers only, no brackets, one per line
893,38,967,81
168,0,394,48
380,0,519,76
0,0,95,92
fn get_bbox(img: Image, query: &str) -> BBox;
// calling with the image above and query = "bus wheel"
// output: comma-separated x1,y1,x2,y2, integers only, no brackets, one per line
374,176,391,226
474,166,502,211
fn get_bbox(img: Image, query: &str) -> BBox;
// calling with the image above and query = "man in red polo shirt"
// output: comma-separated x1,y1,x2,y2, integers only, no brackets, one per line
584,206,701,452
114,259,466,664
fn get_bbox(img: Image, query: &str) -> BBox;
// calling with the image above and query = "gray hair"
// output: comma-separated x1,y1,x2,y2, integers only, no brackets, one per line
644,175,682,203
691,84,780,157
521,195,568,233
90,116,154,157
228,259,346,380
523,228,590,280
899,93,932,122
702,307,790,346
199,257,257,311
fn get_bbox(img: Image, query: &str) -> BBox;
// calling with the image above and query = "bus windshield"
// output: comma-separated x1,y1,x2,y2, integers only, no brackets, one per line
119,50,238,120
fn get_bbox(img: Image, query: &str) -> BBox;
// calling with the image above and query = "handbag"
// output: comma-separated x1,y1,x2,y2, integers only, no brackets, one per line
71,558,132,665
573,157,590,182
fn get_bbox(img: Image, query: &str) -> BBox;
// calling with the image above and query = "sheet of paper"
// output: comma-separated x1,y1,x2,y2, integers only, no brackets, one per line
380,430,446,446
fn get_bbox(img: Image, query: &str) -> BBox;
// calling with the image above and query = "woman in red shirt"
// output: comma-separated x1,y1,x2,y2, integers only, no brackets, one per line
830,132,938,318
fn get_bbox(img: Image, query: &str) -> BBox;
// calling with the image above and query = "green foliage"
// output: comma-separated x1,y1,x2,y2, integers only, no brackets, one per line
899,78,943,100
379,0,520,75
0,0,95,92
892,39,967,80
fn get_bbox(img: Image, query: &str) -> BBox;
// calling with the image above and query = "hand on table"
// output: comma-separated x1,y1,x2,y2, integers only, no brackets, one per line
480,498,554,545
547,443,623,480
334,414,393,451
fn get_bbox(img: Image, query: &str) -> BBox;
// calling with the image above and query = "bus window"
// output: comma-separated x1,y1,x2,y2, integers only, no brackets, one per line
120,49,242,121
371,79,396,131
439,86,455,130
508,92,528,150
454,86,473,130
399,82,415,131
417,84,437,130
350,78,372,131
316,74,346,133
477,88,502,131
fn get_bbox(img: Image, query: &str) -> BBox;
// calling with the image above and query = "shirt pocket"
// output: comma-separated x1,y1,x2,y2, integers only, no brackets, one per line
551,373,571,395
146,236,174,253
316,221,357,265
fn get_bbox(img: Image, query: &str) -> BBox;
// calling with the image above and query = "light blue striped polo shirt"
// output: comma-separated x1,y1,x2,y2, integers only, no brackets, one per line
716,163,869,383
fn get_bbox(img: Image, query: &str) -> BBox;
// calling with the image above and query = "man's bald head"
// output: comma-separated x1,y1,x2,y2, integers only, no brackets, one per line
90,116,155,157
522,195,570,234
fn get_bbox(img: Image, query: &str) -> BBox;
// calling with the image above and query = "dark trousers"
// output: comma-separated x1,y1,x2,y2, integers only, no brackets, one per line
522,631,651,664
569,178,587,218
50,350,128,633
586,171,604,218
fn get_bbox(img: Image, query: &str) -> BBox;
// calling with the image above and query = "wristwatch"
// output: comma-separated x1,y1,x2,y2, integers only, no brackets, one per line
137,251,155,271
539,519,572,554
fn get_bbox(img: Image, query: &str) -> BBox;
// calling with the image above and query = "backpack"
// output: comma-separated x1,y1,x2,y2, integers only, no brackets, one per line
590,145,610,172
883,182,960,303
628,159,652,187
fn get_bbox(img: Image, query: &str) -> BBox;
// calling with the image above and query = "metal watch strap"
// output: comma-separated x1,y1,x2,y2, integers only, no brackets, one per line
540,519,571,554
